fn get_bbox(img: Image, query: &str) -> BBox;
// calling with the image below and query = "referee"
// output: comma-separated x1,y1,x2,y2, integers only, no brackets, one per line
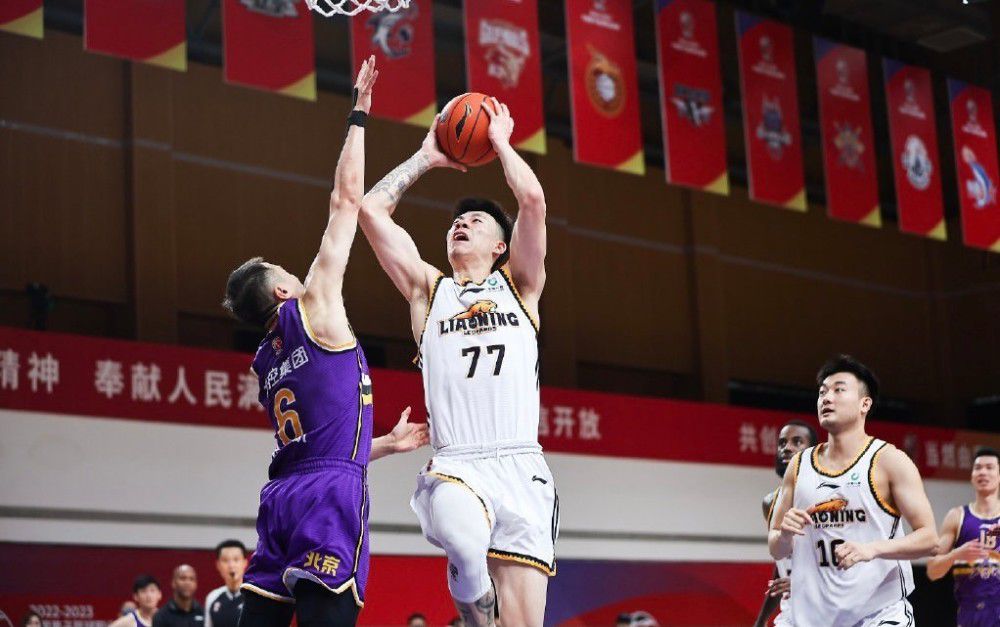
204,540,248,627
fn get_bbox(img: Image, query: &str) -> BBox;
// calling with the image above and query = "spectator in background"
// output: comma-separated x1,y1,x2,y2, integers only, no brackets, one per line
109,575,162,627
19,612,42,627
152,565,203,627
406,613,427,627
205,540,248,627
121,601,138,617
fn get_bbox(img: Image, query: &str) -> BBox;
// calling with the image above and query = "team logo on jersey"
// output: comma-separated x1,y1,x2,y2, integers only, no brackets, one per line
807,494,867,528
440,300,520,336
367,4,418,59
272,336,283,354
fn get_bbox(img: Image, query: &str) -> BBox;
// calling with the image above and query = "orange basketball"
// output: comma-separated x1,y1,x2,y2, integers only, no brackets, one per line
435,92,498,167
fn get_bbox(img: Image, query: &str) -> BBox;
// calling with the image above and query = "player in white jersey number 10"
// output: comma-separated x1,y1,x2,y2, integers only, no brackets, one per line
359,98,553,627
768,355,938,627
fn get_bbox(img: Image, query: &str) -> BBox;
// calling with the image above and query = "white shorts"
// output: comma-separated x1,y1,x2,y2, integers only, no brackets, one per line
410,444,559,576
850,599,914,627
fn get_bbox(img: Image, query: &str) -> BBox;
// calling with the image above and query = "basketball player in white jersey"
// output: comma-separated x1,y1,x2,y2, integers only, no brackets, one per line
769,355,938,626
755,420,817,627
359,99,553,627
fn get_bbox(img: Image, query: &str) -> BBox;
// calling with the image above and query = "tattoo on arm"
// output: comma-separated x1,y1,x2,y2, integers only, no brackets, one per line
367,153,432,204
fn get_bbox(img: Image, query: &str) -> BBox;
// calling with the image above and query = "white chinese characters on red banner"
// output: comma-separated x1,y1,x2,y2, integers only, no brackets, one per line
2,327,998,480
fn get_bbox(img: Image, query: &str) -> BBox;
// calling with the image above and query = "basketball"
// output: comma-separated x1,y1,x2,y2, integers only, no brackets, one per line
435,92,498,167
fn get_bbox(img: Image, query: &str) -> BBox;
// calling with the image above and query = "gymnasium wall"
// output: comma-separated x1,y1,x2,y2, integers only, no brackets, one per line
2,31,999,425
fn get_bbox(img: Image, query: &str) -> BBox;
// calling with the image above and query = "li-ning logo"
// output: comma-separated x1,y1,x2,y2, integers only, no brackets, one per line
807,495,867,528
817,482,841,491
454,104,473,139
439,300,520,337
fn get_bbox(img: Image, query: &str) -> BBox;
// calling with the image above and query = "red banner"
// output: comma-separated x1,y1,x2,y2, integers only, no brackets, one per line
735,13,805,210
0,0,42,38
223,0,315,100
814,39,880,226
350,0,436,127
654,0,727,194
565,0,644,175
463,0,546,154
883,61,945,239
949,79,1000,252
84,0,185,71
2,326,999,481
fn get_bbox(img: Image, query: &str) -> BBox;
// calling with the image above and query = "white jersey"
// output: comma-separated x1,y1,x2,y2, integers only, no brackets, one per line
766,487,793,625
790,438,914,626
418,268,540,449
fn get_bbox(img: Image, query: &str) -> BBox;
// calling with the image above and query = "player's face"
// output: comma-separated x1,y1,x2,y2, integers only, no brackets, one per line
817,372,870,432
172,566,197,600
775,424,812,476
446,212,505,264
971,455,1000,495
264,263,305,300
216,547,248,587
133,584,162,612
24,616,42,627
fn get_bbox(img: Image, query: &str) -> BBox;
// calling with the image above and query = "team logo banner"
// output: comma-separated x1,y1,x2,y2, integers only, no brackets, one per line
948,79,1000,252
654,0,727,194
463,0,545,154
223,0,315,100
351,0,436,126
814,38,879,226
84,0,185,70
565,0,644,175
735,12,805,210
0,0,42,39
883,61,945,239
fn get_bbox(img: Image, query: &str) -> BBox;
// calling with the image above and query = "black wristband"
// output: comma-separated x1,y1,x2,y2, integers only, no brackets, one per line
347,109,367,130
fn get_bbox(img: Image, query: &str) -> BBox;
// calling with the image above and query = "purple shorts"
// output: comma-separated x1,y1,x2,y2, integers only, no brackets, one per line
958,599,1000,627
242,458,369,607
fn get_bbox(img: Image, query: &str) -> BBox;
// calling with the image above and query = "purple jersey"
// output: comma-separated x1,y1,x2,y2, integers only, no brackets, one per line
251,299,374,477
953,504,1000,607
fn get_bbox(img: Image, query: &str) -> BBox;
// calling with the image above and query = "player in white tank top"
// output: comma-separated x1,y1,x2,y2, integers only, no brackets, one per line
755,421,817,627
360,98,553,627
768,356,938,627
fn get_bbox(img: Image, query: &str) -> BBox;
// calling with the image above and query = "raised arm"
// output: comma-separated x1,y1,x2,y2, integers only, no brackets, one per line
834,447,938,569
927,506,980,581
483,99,546,305
359,120,464,339
300,57,378,345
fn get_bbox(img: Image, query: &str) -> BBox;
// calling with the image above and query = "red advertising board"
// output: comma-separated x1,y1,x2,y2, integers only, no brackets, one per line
84,0,185,70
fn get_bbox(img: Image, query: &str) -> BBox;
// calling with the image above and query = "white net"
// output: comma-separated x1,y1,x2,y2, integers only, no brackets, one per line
305,0,411,17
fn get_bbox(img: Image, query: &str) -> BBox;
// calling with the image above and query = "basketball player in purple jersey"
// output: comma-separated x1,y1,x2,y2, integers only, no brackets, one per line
360,100,553,627
222,58,428,627
927,447,1000,626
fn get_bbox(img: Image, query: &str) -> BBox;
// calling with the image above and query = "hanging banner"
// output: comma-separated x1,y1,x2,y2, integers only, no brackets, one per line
949,79,1000,252
223,0,315,100
814,39,880,226
84,0,185,70
463,0,546,154
883,61,945,239
654,0,728,194
350,0,436,127
735,12,805,210
565,0,644,175
0,0,42,39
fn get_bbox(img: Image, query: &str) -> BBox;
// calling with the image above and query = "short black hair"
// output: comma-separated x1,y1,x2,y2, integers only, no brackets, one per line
974,447,1000,464
215,539,248,559
222,257,278,326
782,420,818,446
453,197,514,272
133,574,159,593
816,354,880,413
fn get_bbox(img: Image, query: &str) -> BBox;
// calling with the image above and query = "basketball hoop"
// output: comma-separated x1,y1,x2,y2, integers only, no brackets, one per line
305,0,411,17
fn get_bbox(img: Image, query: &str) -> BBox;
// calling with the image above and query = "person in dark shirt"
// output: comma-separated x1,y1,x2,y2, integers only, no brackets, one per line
205,540,248,627
153,565,204,627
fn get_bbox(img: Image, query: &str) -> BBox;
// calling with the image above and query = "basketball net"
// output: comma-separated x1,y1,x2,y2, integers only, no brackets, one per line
305,0,411,17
